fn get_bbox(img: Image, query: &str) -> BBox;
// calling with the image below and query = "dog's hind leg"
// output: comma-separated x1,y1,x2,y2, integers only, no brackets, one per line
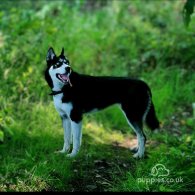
130,121,146,158
121,107,146,158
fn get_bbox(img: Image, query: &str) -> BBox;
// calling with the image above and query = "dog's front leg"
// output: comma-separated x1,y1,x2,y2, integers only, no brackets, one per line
56,115,71,153
66,121,82,158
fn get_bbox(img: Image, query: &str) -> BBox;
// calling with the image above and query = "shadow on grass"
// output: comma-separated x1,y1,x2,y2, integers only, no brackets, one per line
66,133,142,192
0,129,143,192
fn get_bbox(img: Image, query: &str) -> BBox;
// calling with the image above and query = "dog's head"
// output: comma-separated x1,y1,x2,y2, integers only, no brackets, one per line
45,47,71,89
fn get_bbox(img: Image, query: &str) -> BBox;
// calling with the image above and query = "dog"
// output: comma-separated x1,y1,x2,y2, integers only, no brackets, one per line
44,47,159,158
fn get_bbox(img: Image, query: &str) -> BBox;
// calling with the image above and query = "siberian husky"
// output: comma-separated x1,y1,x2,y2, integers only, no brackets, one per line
44,47,159,158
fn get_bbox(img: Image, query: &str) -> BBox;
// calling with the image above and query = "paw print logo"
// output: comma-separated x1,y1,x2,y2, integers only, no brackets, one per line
151,164,170,177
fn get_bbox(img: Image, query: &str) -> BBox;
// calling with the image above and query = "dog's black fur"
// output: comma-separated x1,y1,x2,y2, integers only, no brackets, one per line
45,47,159,158
60,72,159,130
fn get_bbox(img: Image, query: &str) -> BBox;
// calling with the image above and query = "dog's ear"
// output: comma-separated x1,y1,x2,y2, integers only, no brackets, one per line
46,47,56,63
60,47,64,57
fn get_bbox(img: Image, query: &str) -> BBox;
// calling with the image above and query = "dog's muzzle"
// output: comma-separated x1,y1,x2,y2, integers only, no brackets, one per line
56,73,70,84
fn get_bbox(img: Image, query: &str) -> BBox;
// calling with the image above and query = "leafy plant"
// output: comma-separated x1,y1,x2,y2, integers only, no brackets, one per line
183,0,195,26
0,0,194,192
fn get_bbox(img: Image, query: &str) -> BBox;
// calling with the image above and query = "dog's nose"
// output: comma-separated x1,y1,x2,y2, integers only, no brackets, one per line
65,66,71,73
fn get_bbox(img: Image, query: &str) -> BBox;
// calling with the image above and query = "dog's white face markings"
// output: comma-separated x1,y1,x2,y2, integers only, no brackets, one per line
49,61,71,91
49,64,65,90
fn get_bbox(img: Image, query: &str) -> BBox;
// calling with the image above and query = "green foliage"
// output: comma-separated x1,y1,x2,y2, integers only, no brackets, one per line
183,0,195,26
0,0,194,192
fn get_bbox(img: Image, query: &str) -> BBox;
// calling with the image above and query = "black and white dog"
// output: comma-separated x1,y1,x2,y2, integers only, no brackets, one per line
45,47,159,158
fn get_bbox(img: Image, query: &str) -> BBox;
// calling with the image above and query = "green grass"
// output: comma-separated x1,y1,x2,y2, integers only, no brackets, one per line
0,0,195,192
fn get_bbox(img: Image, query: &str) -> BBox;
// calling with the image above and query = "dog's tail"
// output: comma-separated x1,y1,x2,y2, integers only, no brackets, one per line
143,90,160,131
146,101,160,130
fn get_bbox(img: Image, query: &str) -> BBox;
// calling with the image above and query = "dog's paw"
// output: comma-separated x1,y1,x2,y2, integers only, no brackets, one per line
54,150,65,154
54,146,70,154
54,148,69,154
133,152,144,159
66,150,79,158
66,153,76,158
130,147,138,153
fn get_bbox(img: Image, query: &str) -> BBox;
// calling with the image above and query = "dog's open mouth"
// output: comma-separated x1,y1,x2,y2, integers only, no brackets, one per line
56,73,69,83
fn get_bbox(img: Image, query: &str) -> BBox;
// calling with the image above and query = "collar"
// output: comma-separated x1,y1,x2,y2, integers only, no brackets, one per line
49,90,63,96
49,70,73,96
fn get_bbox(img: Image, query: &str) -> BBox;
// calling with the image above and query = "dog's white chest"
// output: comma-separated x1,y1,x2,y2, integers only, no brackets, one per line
53,94,72,117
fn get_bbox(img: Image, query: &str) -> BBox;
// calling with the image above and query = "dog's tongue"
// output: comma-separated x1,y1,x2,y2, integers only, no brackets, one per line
60,74,68,81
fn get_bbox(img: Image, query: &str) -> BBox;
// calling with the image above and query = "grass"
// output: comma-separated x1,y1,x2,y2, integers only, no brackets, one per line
1,101,194,192
0,0,195,192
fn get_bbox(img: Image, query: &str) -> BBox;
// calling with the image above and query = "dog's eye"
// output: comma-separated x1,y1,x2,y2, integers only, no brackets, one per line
53,63,61,69
65,60,69,65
